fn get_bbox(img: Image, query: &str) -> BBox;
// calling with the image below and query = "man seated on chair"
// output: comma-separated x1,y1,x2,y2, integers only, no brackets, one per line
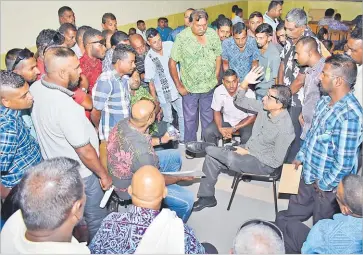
193,67,295,212
204,69,256,146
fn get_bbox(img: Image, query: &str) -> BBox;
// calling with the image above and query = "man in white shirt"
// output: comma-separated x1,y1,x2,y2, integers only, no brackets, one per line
145,28,184,142
263,1,283,31
232,8,244,25
204,69,256,146
136,20,147,41
1,158,90,254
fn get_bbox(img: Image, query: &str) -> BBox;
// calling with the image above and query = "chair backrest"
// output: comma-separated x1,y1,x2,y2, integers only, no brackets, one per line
329,30,348,41
270,144,292,179
317,25,329,34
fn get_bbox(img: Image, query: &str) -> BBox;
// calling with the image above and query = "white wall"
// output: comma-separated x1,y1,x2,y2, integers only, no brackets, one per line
1,0,235,53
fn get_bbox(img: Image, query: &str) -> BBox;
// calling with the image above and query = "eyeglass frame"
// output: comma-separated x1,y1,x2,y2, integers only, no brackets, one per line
42,32,65,56
88,38,106,47
11,48,34,71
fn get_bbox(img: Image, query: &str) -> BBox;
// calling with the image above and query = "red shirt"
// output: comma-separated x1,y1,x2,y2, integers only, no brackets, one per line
72,88,91,120
36,58,45,80
80,53,102,96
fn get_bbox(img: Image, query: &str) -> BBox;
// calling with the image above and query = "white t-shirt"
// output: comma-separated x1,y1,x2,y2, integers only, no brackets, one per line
211,85,256,127
232,16,244,25
144,41,179,104
1,210,90,254
30,79,99,178
71,43,83,59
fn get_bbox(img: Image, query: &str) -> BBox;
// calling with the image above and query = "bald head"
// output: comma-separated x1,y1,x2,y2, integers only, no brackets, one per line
129,34,147,55
129,34,144,44
131,99,155,124
128,165,167,209
44,46,77,74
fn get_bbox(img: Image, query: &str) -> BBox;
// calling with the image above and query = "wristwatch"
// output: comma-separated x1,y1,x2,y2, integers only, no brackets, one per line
81,87,88,93
232,126,237,133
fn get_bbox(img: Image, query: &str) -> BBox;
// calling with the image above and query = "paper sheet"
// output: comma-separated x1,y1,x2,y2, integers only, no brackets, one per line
278,164,302,194
162,170,206,178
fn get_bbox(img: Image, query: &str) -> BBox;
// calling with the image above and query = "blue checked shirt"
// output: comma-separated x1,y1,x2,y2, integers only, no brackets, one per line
0,106,42,188
92,70,130,141
296,93,363,191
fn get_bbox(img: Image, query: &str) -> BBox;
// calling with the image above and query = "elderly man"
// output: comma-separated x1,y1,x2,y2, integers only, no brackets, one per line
279,174,363,254
276,55,363,233
193,68,295,211
1,158,89,254
167,8,195,42
90,165,213,254
0,71,42,200
58,6,75,26
204,69,256,146
30,47,112,240
129,34,150,88
107,99,194,222
170,10,222,143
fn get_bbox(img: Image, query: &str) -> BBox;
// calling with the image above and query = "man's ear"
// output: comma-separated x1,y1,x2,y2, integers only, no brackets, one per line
1,98,11,108
128,185,132,197
101,23,106,30
71,199,83,222
162,187,168,199
59,68,67,81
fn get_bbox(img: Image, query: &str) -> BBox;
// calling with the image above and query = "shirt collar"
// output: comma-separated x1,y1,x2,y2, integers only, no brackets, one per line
268,108,289,123
128,205,160,218
264,12,277,23
321,92,355,108
41,76,75,97
306,57,326,74
81,53,100,66
0,105,20,117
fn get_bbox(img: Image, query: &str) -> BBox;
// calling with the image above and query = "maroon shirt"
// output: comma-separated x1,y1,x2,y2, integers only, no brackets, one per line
80,53,102,96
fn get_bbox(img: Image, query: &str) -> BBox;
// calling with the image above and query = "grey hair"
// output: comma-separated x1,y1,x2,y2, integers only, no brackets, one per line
341,174,363,216
18,158,84,231
233,223,285,254
325,54,357,88
285,8,307,27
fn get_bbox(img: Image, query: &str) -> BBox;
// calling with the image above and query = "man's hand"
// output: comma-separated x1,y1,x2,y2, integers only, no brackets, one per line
177,85,189,96
219,127,233,139
99,175,113,190
298,112,305,127
161,131,174,144
234,147,249,156
156,108,163,122
292,160,302,170
244,66,264,85
179,176,195,181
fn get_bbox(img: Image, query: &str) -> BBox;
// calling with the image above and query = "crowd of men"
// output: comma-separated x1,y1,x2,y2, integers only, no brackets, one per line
1,2,362,254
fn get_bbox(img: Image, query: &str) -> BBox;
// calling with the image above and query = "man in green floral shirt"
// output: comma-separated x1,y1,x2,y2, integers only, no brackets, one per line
169,9,222,142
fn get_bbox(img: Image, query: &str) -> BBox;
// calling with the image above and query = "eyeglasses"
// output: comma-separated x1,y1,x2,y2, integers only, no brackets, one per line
267,93,280,102
11,48,34,71
42,32,65,55
89,39,106,47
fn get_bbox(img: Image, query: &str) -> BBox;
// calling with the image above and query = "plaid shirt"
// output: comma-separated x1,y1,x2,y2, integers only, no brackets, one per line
0,106,42,188
92,70,130,141
296,93,363,191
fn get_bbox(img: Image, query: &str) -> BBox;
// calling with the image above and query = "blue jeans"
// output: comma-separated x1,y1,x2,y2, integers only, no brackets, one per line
160,96,185,141
156,149,194,222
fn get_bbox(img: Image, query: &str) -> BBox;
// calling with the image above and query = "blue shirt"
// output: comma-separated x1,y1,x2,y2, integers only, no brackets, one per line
302,214,363,254
89,205,205,254
157,27,173,41
167,25,186,42
0,106,42,188
92,70,130,141
222,36,261,80
296,93,363,191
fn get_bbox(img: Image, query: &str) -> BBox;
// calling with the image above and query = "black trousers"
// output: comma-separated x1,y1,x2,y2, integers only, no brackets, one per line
280,220,310,254
287,106,302,163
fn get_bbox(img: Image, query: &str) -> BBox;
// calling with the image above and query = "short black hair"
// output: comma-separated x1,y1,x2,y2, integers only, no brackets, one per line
83,28,103,47
276,21,285,32
317,27,328,41
334,13,341,21
232,22,247,35
110,31,129,46
325,8,335,17
255,23,273,36
325,54,357,88
101,29,114,38
271,85,292,108
158,17,165,23
350,27,363,41
249,11,263,20
112,44,136,64
0,70,26,91
223,69,238,78
129,27,137,34
341,175,363,216
163,17,168,23
146,28,159,40
102,13,116,24
296,36,319,52
232,5,239,12
36,29,65,56
59,23,77,35
217,17,232,29
76,25,92,44
5,48,34,71
268,1,284,12
137,20,145,26
58,6,72,17
235,8,243,16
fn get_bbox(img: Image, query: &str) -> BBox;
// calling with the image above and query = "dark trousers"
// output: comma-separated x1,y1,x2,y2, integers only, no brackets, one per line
280,220,310,254
287,106,302,163
276,179,339,252
182,90,214,143
203,121,253,146
197,146,274,197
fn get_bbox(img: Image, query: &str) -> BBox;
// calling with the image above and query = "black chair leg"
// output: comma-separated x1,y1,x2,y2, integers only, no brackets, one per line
231,172,238,189
227,177,242,211
273,180,278,216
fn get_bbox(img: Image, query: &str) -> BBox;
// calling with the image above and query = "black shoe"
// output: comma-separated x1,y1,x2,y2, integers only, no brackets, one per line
192,196,217,212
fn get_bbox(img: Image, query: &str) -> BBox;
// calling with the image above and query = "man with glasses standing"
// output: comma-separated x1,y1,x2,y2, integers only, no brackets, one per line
276,55,363,234
193,67,295,211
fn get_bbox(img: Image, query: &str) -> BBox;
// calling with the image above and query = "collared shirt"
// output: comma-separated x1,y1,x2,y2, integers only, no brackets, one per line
71,43,83,59
30,77,98,179
92,70,130,141
296,93,363,191
318,17,334,26
212,86,255,127
263,12,279,31
232,16,244,25
302,214,362,254
102,48,114,72
0,107,42,188
222,36,261,81
1,210,90,254
20,109,37,139
157,26,173,41
145,41,179,104
329,20,349,31
234,90,295,168
281,27,321,106
354,65,362,107
80,53,102,96
167,25,186,42
171,27,222,93
301,57,325,140
136,28,147,41
247,29,256,38
89,205,205,254
256,43,281,97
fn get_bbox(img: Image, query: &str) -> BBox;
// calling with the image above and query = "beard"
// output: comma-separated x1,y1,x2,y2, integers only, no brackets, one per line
68,78,80,91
